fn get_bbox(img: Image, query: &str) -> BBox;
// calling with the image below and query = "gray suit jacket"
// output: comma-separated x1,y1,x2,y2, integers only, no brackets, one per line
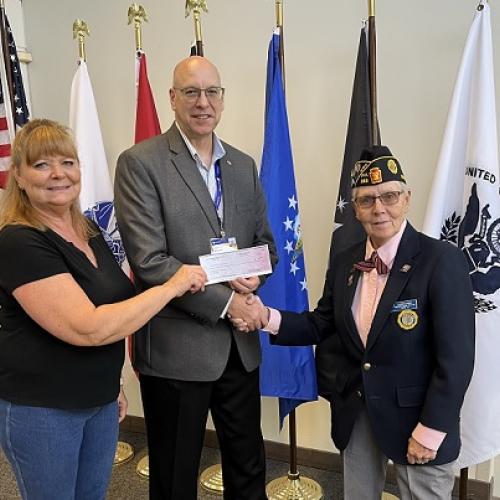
114,123,277,381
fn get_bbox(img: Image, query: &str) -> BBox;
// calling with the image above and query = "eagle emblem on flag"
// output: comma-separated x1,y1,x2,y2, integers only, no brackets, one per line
84,201,126,266
440,182,500,313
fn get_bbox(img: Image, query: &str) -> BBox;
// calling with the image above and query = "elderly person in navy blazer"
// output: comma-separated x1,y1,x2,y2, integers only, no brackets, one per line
236,145,475,499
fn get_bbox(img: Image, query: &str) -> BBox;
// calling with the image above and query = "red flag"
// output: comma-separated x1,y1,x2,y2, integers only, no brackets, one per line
127,52,161,372
134,52,161,144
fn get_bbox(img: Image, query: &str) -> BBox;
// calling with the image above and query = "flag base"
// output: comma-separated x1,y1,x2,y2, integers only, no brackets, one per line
199,463,224,495
136,455,149,478
113,441,134,466
266,472,323,499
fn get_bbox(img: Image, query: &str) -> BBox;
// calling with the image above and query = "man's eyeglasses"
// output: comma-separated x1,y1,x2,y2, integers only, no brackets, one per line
353,190,404,209
174,87,225,102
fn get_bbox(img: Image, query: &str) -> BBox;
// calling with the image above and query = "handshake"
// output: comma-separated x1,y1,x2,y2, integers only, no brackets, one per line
226,277,270,332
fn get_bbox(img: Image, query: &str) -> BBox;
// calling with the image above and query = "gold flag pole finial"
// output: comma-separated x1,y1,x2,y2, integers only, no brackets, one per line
275,0,283,29
185,0,208,55
368,0,375,17
128,3,148,52
72,19,89,61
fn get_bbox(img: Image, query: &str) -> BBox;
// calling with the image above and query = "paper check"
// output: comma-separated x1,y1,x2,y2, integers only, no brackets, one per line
199,245,272,285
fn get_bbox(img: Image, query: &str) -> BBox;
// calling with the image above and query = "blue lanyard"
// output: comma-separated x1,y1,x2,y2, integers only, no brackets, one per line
214,161,225,236
214,161,223,215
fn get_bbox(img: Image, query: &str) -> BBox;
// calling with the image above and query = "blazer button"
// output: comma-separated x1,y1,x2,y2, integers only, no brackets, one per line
363,362,371,371
356,390,363,398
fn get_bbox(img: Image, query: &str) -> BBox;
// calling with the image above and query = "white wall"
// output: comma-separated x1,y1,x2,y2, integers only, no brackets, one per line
14,0,500,492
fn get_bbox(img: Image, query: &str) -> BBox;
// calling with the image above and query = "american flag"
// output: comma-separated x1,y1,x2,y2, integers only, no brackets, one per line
0,14,30,189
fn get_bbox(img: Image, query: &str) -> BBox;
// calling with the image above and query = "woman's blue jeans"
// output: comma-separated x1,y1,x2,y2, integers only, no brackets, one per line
0,398,119,500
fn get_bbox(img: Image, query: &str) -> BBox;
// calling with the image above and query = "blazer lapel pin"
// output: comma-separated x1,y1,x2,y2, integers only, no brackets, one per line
400,264,412,273
347,272,354,287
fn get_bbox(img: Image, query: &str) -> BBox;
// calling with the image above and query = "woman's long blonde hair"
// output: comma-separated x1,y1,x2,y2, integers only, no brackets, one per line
0,118,96,239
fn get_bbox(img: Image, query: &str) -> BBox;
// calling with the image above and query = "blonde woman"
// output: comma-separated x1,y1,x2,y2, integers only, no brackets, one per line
0,119,206,500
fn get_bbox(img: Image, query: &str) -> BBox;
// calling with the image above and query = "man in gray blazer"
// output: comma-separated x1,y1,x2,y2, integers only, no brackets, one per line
114,56,276,500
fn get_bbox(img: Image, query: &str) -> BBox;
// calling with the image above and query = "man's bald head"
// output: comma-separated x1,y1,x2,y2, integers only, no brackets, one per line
169,56,224,145
172,56,221,88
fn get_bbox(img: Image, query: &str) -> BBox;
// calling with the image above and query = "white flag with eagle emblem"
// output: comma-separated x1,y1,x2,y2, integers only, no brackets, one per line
69,59,125,264
423,1,500,468
69,59,134,385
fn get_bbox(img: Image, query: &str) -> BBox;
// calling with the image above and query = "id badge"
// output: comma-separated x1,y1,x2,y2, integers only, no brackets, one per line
210,236,238,254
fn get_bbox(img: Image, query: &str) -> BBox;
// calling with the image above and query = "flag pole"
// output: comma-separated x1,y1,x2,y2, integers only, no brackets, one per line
0,0,15,142
276,0,285,88
185,0,207,56
455,10,486,490
177,0,224,494
367,3,409,499
459,468,468,500
277,0,298,484
264,4,322,498
277,0,299,485
367,0,380,146
126,4,150,476
71,17,135,468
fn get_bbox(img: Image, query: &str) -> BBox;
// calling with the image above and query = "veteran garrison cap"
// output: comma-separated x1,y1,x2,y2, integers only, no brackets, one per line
351,145,406,188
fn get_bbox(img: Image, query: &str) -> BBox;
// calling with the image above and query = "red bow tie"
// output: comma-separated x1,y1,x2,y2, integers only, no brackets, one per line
354,251,389,275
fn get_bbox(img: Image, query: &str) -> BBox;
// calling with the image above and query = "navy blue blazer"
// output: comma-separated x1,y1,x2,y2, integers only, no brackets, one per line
274,223,475,465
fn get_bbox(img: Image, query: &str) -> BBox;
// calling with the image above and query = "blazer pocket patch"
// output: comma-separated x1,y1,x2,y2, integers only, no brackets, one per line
397,385,427,407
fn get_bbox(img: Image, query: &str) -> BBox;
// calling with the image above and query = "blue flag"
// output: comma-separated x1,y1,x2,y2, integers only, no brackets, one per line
258,30,317,427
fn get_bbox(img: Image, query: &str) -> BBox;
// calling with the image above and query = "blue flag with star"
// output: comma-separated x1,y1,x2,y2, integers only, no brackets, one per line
258,29,317,428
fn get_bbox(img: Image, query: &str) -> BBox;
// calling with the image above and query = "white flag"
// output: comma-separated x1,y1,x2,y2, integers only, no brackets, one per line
69,60,134,383
423,2,500,468
69,59,127,267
